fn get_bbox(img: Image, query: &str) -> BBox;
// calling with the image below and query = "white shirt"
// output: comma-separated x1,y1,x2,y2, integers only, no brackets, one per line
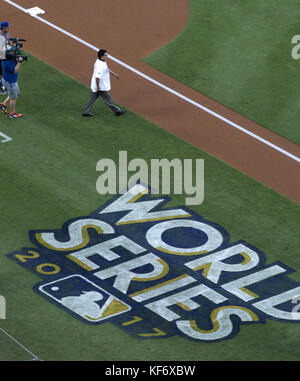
90,59,111,92
0,35,6,59
0,31,10,60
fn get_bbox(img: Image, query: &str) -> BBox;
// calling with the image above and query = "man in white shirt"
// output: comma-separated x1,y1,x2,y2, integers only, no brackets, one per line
82,49,126,117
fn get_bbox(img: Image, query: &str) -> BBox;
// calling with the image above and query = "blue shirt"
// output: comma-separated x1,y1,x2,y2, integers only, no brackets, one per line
1,59,18,83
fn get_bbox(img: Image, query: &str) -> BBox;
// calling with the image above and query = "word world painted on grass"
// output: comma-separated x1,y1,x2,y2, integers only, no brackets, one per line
291,35,300,59
0,295,6,319
96,151,204,206
7,184,300,342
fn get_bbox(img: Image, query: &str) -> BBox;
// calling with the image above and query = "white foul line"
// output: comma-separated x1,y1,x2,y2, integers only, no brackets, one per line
0,327,42,360
0,131,12,143
4,0,300,163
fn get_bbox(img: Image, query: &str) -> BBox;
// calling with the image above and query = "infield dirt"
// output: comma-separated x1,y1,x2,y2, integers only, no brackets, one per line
2,0,300,203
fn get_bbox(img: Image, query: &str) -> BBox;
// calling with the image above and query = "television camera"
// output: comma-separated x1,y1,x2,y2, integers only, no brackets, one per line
6,38,28,61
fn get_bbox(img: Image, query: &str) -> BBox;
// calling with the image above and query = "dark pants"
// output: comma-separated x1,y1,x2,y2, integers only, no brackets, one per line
83,90,121,114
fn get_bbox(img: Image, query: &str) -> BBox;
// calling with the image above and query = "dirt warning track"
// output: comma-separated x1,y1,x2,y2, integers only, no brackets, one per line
2,0,300,204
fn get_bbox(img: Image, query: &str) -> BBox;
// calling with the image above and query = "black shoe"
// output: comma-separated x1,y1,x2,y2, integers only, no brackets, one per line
82,112,95,117
115,109,126,117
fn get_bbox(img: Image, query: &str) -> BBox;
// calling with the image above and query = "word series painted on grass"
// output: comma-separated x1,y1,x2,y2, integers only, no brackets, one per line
7,184,300,342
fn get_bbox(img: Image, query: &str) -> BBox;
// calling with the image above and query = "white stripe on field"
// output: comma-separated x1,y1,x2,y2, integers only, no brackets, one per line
0,131,12,143
4,0,300,163
0,327,42,360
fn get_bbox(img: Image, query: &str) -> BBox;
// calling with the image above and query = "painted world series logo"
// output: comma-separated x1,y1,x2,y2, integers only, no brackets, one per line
7,184,300,342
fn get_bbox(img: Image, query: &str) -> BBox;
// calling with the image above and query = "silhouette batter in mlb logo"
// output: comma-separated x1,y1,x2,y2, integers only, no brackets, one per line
38,275,131,323
61,291,104,320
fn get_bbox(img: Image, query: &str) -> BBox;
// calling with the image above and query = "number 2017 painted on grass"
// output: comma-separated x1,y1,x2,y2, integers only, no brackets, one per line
7,184,300,342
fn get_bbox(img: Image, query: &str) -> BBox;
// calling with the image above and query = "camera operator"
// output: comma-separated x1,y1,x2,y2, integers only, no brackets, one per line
0,21,10,94
0,50,24,118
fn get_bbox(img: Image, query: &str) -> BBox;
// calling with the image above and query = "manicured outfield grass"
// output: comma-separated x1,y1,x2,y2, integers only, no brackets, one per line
144,0,300,146
0,55,299,361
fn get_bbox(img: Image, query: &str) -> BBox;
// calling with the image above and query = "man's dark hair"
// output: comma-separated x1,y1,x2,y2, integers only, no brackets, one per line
5,49,17,60
98,49,107,60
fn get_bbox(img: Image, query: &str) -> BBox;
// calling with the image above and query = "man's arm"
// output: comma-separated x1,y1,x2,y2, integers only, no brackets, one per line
109,69,119,79
14,57,23,73
96,77,100,92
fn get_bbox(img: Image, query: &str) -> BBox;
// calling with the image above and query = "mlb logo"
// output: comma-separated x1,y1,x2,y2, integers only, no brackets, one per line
37,275,131,322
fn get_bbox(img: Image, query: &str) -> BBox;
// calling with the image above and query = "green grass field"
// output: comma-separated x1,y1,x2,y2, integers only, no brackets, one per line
144,0,300,146
0,50,299,361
